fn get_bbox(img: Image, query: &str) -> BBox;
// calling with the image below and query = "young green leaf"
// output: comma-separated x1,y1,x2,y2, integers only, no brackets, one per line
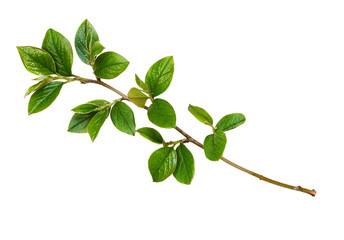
75,19,99,64
71,99,110,114
17,46,56,75
90,41,105,59
42,29,73,76
147,99,176,128
24,77,52,97
88,109,109,141
136,127,164,144
68,112,97,133
135,74,148,92
93,51,129,79
216,113,246,132
204,130,227,161
71,103,101,114
174,143,195,185
145,56,174,97
87,99,110,106
28,81,63,115
188,104,213,125
127,87,148,108
32,75,51,81
110,101,136,136
148,147,177,182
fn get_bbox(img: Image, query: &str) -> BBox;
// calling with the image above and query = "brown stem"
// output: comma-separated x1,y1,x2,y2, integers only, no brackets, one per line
72,76,316,197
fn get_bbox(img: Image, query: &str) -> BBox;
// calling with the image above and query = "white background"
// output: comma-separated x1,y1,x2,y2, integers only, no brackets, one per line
1,0,343,239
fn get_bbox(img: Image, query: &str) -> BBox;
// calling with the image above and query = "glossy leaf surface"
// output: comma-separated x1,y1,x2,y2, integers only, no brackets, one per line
93,51,129,79
68,112,97,133
42,29,73,76
204,130,227,161
17,46,56,75
148,147,177,182
188,104,213,125
28,81,63,115
110,101,136,135
88,109,109,141
216,113,246,132
147,99,176,128
137,127,164,144
145,56,174,97
173,143,195,184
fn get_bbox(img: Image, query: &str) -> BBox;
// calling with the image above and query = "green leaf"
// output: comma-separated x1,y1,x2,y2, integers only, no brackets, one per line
93,51,129,79
28,81,63,115
71,103,101,114
147,99,176,128
32,76,50,81
71,99,109,114
145,56,174,97
188,104,213,125
216,113,246,132
136,127,164,144
204,130,227,161
90,41,105,59
110,101,136,136
88,109,109,141
88,99,110,106
174,143,195,185
68,112,97,133
17,46,56,75
135,74,148,92
42,29,73,76
128,87,148,108
148,147,177,182
24,77,52,97
75,19,99,64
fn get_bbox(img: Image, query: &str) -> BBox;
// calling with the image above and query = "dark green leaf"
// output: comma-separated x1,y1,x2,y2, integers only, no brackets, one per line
147,98,176,128
17,46,56,75
148,147,177,182
93,51,129,79
127,87,148,108
216,113,246,132
145,56,174,97
188,104,213,125
75,19,99,64
204,130,227,161
68,112,97,133
110,101,136,136
71,99,109,114
137,127,164,144
135,74,148,92
28,81,63,115
174,143,195,185
25,77,52,97
42,29,73,76
88,109,109,141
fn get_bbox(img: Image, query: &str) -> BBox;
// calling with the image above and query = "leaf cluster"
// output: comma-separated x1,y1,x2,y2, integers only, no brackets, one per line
17,19,246,185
